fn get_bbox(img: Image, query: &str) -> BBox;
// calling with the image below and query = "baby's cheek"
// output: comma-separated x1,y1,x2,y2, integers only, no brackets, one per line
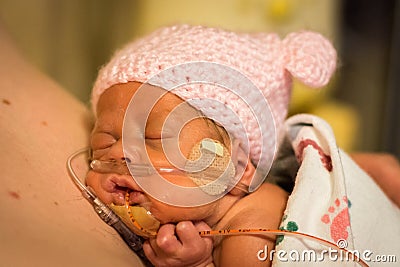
85,171,97,188
84,172,116,205
85,171,106,199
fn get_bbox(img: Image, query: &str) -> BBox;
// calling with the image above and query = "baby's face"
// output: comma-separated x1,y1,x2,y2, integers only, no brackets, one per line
86,82,230,224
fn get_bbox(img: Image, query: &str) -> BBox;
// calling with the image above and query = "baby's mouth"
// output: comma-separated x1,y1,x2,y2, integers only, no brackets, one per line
104,175,145,206
103,174,161,237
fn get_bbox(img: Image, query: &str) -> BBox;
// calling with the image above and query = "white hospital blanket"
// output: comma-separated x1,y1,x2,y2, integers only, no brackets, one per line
272,114,400,267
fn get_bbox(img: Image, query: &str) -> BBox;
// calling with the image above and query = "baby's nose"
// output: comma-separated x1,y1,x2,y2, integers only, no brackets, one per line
107,139,141,163
106,140,124,161
121,157,131,163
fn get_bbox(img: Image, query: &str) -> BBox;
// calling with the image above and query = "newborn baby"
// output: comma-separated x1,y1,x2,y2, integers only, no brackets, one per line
85,25,336,266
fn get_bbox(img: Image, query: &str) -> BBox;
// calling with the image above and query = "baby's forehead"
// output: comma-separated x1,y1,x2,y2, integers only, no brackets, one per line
95,82,211,127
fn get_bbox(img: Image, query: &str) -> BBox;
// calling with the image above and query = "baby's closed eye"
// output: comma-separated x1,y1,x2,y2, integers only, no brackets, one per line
91,132,117,150
90,132,118,160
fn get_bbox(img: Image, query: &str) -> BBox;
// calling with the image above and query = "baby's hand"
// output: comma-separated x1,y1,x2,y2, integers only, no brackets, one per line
143,221,213,267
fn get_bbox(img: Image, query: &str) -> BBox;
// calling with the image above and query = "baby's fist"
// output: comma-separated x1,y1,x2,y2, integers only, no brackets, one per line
143,221,213,267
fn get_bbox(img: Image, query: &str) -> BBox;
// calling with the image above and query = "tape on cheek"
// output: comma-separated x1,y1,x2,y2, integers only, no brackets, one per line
184,138,236,195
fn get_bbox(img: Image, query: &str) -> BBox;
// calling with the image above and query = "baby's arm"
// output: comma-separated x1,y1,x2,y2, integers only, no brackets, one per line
143,221,214,267
142,183,287,266
213,183,288,266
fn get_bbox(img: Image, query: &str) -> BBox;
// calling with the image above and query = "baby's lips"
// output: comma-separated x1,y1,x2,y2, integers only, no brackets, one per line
111,191,126,206
128,190,147,205
105,174,142,192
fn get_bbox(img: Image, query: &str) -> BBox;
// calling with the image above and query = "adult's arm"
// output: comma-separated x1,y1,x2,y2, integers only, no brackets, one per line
351,153,400,207
0,23,144,267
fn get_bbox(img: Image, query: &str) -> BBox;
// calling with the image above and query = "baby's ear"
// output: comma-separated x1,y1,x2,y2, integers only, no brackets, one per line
229,140,255,196
282,31,337,88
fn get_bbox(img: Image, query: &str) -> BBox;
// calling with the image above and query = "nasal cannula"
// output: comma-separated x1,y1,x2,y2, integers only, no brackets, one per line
90,158,185,176
67,148,368,267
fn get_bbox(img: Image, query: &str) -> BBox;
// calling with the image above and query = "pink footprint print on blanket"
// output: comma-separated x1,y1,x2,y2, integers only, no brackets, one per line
321,196,351,242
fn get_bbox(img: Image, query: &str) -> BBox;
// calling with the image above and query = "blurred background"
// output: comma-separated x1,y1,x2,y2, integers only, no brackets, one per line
0,0,398,157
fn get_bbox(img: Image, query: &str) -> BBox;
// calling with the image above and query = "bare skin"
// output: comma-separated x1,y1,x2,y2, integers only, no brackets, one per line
1,20,399,267
351,153,400,207
0,23,144,266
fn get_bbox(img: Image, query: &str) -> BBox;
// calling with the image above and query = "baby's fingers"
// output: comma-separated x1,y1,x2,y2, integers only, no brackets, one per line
176,221,213,255
143,222,214,267
175,221,200,245
194,220,213,232
152,223,182,255
177,221,212,246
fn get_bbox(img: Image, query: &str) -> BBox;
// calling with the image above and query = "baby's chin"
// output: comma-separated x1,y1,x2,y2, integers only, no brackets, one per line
148,203,214,225
84,178,110,204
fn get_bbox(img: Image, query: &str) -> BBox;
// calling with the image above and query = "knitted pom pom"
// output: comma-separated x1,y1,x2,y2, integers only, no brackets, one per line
282,31,337,88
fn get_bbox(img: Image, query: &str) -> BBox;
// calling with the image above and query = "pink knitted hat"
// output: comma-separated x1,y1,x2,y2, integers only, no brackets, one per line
92,25,336,185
